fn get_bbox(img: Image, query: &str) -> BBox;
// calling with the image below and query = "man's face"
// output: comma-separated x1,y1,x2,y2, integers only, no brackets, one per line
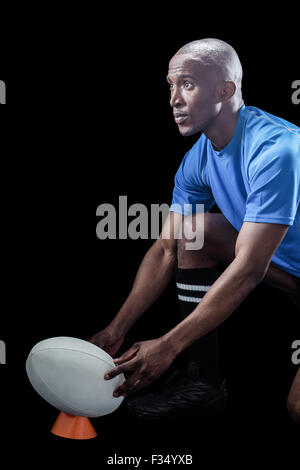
167,54,220,136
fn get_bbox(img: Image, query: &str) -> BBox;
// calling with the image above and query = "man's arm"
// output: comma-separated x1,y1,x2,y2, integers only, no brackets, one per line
107,221,289,396
90,212,181,354
109,212,180,336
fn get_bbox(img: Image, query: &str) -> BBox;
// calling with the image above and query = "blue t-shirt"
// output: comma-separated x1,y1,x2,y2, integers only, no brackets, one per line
170,105,300,278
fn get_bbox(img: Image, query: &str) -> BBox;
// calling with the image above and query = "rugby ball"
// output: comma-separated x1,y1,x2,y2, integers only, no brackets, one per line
25,336,125,417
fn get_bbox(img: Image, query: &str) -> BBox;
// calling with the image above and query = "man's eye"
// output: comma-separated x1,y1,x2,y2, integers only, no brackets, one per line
184,81,192,89
169,83,174,90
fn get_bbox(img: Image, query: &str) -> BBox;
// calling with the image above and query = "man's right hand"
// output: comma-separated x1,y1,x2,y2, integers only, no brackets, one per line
89,326,124,357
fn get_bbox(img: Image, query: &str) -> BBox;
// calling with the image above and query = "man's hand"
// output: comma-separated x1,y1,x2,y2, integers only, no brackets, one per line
104,338,177,397
89,325,124,358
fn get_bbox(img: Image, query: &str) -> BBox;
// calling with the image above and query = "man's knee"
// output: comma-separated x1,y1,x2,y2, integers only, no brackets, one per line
177,213,217,248
177,213,237,268
177,213,216,268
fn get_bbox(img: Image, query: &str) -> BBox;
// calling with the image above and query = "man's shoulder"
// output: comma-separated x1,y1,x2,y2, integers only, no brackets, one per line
190,133,208,151
175,134,210,188
182,133,208,163
242,106,300,158
243,105,300,139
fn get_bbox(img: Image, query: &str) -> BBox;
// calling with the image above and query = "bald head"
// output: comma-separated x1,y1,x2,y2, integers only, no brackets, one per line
175,38,243,88
167,38,244,137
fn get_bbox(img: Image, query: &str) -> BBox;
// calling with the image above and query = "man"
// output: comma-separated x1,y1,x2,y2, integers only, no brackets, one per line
91,39,300,424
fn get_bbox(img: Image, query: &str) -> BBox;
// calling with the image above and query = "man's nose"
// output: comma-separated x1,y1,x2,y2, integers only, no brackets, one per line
170,88,184,108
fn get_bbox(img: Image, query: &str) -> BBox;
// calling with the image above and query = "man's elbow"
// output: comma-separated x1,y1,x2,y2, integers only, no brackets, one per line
251,266,268,285
154,237,177,263
236,254,268,285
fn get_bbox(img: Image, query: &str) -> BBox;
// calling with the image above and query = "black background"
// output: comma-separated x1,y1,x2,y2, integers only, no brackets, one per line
1,22,299,468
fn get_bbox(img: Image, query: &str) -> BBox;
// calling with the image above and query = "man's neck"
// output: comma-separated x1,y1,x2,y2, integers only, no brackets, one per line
204,101,244,151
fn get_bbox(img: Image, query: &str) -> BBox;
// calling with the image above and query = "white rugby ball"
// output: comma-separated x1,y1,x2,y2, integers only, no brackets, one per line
25,336,125,417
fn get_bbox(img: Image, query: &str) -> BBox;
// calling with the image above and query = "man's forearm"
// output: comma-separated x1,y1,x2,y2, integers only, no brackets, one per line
163,256,263,355
111,241,177,335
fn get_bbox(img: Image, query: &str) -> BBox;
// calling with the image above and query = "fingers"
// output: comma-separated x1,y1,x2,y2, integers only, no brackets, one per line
103,344,140,380
104,343,143,397
104,355,138,380
113,376,142,397
114,346,138,365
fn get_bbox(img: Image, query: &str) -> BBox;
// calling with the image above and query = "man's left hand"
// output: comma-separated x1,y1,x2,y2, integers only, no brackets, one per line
104,337,177,397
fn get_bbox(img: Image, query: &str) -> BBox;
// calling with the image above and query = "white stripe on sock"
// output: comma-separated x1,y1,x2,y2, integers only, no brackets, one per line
178,294,203,303
176,282,210,292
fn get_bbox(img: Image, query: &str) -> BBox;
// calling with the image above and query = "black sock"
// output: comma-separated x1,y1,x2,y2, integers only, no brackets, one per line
175,267,221,387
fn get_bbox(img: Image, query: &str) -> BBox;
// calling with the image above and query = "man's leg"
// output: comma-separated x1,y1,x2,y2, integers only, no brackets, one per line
178,212,300,423
178,212,299,296
176,213,237,386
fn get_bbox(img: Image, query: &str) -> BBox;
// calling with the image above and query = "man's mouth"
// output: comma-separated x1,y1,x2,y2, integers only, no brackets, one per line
174,113,188,124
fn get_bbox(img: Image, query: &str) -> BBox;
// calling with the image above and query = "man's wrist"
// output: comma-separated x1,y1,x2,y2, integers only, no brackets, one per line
160,330,184,357
110,314,132,337
109,320,126,337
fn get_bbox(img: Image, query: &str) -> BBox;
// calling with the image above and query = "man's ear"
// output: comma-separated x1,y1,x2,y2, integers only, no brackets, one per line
217,80,236,102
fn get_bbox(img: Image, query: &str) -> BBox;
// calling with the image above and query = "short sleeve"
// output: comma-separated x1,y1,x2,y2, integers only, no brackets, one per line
244,145,300,226
169,141,215,216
